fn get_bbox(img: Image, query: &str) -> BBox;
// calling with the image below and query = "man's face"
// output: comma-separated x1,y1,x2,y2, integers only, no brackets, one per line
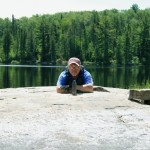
68,63,80,77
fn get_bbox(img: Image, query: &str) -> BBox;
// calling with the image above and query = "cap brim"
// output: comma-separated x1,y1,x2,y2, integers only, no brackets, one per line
68,62,80,66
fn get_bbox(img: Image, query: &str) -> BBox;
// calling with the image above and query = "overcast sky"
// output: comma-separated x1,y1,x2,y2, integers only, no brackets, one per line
0,0,149,19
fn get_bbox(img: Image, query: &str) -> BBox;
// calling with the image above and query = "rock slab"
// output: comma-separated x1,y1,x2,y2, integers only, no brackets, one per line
1,86,150,150
128,89,150,104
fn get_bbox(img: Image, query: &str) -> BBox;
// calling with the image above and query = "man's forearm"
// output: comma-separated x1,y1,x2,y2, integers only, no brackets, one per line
76,84,93,93
56,84,93,93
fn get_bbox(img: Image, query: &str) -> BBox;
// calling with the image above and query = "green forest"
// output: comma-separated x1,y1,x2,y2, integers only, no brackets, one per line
0,4,150,66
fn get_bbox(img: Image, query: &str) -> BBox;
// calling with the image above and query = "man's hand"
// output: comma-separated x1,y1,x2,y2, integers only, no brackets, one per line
56,85,71,94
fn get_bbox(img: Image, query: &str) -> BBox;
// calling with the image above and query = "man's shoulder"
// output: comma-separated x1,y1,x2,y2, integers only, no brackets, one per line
60,70,68,77
82,68,91,75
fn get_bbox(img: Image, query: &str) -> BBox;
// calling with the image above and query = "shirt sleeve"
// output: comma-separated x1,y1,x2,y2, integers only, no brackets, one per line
83,70,93,85
56,71,67,87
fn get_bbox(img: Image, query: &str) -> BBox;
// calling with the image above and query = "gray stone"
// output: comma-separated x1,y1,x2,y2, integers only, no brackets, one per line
128,89,150,104
93,86,109,92
1,86,150,150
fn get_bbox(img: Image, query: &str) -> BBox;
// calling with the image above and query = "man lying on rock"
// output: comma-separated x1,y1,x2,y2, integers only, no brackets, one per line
56,57,93,94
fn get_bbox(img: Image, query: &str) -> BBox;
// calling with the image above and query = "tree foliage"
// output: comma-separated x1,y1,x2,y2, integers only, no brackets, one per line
0,7,149,66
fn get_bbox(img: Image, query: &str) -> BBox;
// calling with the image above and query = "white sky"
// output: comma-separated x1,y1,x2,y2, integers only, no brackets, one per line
0,0,149,19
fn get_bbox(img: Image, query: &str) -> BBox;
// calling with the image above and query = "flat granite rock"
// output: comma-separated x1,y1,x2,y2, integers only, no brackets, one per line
1,86,150,150
128,89,150,104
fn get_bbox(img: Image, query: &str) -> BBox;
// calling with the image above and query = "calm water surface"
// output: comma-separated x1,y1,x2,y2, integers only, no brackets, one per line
0,65,150,89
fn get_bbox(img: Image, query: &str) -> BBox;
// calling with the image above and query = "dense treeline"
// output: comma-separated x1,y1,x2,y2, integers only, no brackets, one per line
0,5,150,66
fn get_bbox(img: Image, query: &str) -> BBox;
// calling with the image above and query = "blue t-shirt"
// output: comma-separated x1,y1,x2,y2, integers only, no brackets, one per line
57,68,93,88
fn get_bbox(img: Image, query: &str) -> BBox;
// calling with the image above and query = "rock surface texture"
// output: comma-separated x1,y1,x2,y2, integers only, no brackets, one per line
0,86,150,150
129,89,150,104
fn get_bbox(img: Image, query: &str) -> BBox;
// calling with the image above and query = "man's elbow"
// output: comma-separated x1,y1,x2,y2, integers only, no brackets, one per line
85,84,93,93
56,87,62,93
89,86,93,92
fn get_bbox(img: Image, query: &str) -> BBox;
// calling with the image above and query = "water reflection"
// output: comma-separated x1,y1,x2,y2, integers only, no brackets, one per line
3,67,10,88
0,65,150,89
137,66,150,85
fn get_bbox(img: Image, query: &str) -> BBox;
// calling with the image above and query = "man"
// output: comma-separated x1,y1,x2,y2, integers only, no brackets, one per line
56,57,93,93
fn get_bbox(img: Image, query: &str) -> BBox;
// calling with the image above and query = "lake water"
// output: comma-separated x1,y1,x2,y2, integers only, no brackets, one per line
0,65,150,89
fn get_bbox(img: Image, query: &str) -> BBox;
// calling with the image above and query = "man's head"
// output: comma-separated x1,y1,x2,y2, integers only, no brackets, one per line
68,57,81,78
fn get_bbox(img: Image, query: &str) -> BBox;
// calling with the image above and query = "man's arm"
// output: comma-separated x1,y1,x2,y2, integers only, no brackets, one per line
56,71,70,94
76,84,93,93
77,69,93,93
